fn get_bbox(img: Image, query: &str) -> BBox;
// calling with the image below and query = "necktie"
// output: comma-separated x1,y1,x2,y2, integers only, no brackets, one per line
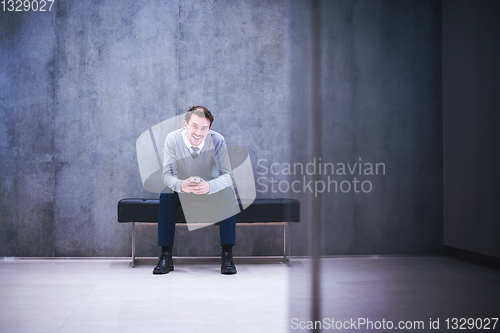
191,147,199,159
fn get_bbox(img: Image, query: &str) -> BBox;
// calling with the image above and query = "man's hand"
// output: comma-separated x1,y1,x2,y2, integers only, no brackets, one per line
181,178,210,195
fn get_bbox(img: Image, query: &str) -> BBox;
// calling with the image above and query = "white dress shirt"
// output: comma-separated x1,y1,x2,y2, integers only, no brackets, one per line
181,129,205,154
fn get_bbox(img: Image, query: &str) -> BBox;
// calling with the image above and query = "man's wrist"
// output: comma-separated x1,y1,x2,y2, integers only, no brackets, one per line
207,180,215,194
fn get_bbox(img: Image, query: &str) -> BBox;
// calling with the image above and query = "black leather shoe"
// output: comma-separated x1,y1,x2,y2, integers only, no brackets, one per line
153,251,174,274
221,251,237,275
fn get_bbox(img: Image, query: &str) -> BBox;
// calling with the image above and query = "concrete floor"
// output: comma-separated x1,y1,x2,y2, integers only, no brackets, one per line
1,256,499,333
290,256,500,333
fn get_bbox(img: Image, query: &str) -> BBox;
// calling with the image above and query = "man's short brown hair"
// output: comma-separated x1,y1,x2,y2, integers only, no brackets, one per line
185,106,214,128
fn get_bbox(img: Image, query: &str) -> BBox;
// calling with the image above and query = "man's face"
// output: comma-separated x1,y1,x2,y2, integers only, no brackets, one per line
184,113,210,147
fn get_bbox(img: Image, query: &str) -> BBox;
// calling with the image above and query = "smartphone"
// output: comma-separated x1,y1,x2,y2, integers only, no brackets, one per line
189,176,201,183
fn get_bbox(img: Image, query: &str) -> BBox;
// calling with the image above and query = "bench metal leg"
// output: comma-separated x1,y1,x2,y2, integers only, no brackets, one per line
287,222,291,266
131,221,291,267
284,222,291,266
132,222,136,268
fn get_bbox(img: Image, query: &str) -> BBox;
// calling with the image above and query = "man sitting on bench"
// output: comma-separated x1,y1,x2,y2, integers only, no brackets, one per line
153,106,238,275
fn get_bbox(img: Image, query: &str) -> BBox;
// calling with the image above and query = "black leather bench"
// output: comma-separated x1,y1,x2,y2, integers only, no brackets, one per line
118,198,300,267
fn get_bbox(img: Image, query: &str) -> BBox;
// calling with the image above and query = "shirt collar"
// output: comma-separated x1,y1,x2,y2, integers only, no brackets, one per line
181,128,205,152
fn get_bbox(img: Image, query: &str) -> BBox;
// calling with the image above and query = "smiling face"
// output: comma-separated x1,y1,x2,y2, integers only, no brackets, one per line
184,113,210,146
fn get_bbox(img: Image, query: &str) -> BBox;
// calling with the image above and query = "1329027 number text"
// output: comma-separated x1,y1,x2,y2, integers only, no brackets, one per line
445,318,498,330
2,0,55,12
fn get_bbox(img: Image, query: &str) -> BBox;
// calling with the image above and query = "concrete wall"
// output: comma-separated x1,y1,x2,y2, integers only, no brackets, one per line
288,0,443,256
443,0,500,258
1,0,288,257
1,9,56,256
1,0,442,257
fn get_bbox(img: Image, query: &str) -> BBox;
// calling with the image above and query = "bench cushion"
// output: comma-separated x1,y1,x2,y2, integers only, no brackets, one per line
118,198,300,223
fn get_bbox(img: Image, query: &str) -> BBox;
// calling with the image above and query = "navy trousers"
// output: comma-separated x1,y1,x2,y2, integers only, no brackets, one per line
158,187,237,247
